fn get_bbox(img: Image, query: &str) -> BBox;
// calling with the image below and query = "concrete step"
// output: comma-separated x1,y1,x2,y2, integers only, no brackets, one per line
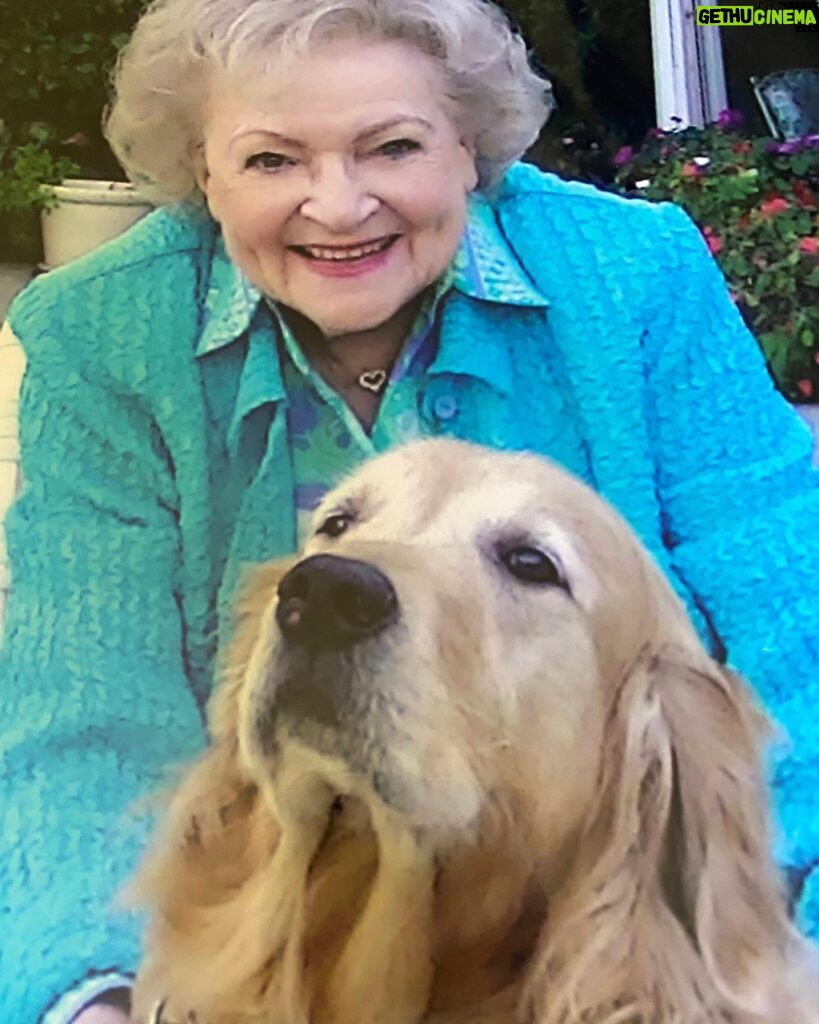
0,264,35,322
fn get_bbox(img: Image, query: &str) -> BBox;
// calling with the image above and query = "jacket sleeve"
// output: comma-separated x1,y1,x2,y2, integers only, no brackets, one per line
641,201,819,933
0,321,25,629
0,295,206,1022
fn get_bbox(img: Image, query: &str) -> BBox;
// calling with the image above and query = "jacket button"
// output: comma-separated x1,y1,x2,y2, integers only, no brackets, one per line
433,394,459,420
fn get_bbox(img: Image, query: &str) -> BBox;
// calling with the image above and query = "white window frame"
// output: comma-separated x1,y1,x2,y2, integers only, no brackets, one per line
650,0,728,128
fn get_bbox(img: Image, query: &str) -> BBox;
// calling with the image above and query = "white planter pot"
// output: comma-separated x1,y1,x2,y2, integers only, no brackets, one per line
40,179,153,269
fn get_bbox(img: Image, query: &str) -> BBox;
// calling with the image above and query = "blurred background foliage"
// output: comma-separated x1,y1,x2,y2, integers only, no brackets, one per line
0,0,148,180
503,0,655,182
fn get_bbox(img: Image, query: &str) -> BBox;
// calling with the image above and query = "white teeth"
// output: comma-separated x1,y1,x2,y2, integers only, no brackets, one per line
299,237,394,261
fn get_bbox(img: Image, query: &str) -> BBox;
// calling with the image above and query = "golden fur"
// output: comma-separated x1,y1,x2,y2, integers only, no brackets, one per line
130,439,819,1023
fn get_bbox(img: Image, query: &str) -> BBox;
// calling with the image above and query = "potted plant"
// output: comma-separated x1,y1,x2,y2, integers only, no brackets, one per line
0,122,80,264
613,112,819,404
39,176,153,269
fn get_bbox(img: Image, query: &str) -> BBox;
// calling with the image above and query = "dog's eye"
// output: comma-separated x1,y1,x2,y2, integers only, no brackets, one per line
501,545,564,586
316,512,352,538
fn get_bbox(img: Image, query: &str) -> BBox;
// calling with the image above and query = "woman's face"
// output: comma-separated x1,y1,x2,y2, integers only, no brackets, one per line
198,37,479,338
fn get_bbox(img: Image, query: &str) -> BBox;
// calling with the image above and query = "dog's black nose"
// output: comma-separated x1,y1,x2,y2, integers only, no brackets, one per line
276,554,398,649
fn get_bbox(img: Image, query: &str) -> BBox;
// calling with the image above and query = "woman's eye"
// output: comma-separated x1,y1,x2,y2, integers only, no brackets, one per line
316,512,352,539
245,151,290,171
376,138,421,159
500,545,565,587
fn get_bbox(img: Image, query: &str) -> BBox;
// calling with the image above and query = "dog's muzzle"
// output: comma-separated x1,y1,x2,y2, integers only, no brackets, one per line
250,554,401,773
258,553,464,826
276,553,398,650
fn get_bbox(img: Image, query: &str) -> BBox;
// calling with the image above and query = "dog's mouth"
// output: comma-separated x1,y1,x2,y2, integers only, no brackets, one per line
250,621,411,783
250,686,403,835
246,621,483,839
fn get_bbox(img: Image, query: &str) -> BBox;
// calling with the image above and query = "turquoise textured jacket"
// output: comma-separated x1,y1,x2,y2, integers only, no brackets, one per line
2,162,819,1021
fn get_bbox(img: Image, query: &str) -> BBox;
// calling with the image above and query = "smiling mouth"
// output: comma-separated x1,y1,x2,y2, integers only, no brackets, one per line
290,235,400,262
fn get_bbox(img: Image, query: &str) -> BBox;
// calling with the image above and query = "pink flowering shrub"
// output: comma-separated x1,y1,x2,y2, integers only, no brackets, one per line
614,113,819,402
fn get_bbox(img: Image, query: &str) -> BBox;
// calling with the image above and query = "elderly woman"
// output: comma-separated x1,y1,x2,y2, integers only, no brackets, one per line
2,0,819,1020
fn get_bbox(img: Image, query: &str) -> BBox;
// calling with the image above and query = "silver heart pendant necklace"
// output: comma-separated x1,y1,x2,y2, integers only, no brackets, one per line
357,369,388,394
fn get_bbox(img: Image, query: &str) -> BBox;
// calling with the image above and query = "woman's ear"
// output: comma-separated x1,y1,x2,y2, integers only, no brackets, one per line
191,140,220,222
522,646,814,1024
459,136,479,193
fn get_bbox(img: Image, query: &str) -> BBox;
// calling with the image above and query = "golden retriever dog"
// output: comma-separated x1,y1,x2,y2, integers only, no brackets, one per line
130,438,819,1024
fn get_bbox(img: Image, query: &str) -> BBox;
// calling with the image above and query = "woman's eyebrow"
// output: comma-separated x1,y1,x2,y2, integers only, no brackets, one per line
354,115,434,141
232,115,434,150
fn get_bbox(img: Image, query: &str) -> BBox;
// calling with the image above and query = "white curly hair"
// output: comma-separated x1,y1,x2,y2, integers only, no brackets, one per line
103,0,553,204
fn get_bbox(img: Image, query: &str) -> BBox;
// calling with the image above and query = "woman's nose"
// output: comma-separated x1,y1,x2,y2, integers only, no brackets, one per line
299,159,380,232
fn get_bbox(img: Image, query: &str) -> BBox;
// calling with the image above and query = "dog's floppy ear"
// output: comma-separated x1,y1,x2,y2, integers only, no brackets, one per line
131,559,310,1023
130,741,284,1020
523,644,813,1024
